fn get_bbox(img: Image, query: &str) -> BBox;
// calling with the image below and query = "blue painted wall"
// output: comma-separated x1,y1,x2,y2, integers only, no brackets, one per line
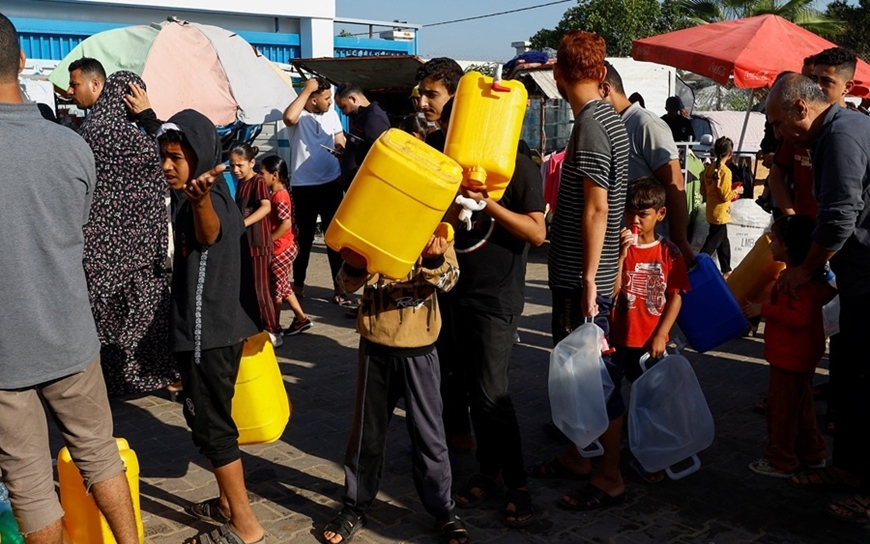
13,17,414,63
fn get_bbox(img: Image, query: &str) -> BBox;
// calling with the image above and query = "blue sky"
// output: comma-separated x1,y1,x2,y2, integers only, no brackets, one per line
335,0,844,62
335,0,571,62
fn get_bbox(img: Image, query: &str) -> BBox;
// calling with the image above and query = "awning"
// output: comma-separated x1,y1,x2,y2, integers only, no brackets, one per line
515,69,560,100
291,55,425,92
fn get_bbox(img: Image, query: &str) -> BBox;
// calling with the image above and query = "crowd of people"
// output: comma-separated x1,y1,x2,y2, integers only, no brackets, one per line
1,9,869,544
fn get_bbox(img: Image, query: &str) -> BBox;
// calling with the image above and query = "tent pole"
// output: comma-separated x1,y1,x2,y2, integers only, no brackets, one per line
736,88,754,158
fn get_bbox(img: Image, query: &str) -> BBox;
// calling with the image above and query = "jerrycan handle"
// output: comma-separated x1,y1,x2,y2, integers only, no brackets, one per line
665,454,702,480
578,440,604,458
638,350,668,373
492,64,512,93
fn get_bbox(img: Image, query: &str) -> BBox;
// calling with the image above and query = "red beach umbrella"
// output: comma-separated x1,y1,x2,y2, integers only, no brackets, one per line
632,14,870,95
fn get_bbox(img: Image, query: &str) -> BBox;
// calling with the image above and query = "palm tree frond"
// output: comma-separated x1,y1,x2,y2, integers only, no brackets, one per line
790,11,845,36
678,0,725,21
676,0,845,37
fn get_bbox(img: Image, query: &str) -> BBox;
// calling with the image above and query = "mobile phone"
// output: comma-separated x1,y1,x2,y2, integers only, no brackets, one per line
319,143,338,154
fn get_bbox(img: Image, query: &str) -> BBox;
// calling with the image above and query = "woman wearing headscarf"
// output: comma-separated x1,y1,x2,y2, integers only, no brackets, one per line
79,70,178,396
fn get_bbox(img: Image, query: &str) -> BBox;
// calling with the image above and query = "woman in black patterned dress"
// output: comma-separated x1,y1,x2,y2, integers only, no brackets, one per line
79,70,178,396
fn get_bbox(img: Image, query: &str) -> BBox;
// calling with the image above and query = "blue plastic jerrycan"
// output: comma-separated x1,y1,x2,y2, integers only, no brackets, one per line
677,253,748,352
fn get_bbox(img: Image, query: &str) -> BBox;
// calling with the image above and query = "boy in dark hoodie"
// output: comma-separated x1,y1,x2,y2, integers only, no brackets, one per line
156,109,265,544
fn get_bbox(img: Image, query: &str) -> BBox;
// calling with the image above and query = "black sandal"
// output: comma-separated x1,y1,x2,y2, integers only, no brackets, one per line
453,474,504,509
436,514,470,544
526,457,590,481
187,497,231,524
558,483,626,511
503,488,534,528
322,508,364,544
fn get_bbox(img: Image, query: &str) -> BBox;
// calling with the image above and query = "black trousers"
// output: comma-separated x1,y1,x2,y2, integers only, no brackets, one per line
830,292,870,493
342,339,454,519
435,294,472,440
700,223,732,273
176,342,243,468
452,306,527,489
291,180,344,290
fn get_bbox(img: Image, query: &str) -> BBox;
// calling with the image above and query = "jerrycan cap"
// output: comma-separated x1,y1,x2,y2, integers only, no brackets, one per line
464,165,488,184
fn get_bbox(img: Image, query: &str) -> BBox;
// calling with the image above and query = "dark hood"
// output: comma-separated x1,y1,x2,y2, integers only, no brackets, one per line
164,109,222,179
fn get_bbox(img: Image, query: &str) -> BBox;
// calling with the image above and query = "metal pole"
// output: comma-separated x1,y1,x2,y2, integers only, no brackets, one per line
736,88,753,158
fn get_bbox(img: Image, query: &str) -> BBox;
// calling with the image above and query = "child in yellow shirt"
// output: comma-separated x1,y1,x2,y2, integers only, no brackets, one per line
700,136,743,277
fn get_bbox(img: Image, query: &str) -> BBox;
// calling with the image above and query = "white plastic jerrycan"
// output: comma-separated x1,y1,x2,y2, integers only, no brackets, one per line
628,351,714,480
548,320,614,456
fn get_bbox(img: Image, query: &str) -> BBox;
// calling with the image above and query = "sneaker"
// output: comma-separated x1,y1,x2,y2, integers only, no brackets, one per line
285,317,313,336
749,457,794,478
268,331,283,347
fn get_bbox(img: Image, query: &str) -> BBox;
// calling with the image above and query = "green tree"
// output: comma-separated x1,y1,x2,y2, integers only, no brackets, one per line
465,63,498,77
826,0,870,62
530,0,676,57
677,0,844,38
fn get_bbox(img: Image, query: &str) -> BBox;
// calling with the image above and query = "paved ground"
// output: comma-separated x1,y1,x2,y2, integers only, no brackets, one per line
50,239,868,543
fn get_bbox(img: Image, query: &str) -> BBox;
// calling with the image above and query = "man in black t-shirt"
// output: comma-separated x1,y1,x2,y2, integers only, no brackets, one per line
661,96,695,142
334,82,390,185
445,149,546,528
415,57,463,152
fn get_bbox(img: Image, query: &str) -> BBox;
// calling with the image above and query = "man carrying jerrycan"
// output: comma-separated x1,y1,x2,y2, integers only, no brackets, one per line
0,14,139,544
528,30,634,510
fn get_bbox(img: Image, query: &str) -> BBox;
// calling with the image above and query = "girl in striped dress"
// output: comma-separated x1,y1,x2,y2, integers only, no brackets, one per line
261,155,312,336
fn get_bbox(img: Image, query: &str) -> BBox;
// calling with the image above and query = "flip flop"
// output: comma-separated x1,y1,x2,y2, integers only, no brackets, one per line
789,467,860,492
192,524,265,544
558,483,626,511
826,495,870,525
526,457,591,481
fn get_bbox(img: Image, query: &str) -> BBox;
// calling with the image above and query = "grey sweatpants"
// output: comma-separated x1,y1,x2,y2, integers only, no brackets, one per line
341,338,454,519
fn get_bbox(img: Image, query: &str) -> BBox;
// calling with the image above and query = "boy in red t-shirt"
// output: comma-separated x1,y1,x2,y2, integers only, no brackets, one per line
611,177,691,482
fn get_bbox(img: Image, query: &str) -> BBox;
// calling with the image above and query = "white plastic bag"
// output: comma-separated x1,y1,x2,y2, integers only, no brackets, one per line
628,352,714,479
549,321,614,456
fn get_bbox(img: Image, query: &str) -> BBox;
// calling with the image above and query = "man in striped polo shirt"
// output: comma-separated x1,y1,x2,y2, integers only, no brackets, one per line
529,30,631,511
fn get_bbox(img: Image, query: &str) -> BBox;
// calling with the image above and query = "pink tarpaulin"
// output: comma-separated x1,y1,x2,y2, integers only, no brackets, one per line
141,22,237,125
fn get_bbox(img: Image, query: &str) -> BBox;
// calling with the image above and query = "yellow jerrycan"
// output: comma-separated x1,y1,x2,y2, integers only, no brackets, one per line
232,332,291,445
325,128,463,279
727,232,785,307
444,69,528,201
58,438,144,544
